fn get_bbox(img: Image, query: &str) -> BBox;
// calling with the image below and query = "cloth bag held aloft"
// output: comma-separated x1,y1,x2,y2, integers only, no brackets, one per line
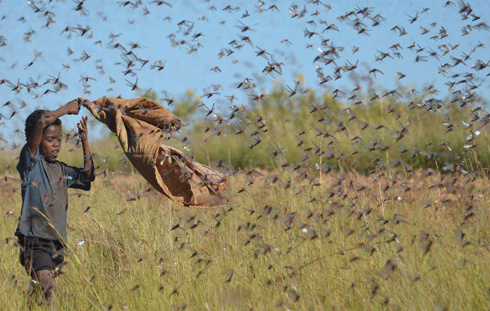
79,97,227,208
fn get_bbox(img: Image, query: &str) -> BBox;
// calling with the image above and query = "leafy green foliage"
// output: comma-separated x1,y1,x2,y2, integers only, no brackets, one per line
1,83,488,177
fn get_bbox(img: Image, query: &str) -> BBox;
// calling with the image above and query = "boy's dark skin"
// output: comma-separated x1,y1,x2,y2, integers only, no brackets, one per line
26,99,95,305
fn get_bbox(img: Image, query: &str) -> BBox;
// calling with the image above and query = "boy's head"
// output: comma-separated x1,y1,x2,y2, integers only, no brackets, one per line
25,110,63,162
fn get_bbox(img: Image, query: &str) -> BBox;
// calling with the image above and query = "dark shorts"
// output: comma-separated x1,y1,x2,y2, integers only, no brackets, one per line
18,235,65,276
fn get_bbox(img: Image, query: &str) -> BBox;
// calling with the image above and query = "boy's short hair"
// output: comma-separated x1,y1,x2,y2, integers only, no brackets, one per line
25,109,62,141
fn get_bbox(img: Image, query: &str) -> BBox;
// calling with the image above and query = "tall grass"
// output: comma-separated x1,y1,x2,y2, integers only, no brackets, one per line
1,167,490,310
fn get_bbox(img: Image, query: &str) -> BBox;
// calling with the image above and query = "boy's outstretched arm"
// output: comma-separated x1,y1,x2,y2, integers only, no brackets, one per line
77,116,95,182
28,99,80,156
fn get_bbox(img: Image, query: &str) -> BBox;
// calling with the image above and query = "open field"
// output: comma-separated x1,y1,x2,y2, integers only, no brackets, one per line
1,85,490,310
1,81,489,310
1,166,490,310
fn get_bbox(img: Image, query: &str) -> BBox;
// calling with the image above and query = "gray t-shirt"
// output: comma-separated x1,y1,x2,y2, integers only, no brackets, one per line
15,144,91,243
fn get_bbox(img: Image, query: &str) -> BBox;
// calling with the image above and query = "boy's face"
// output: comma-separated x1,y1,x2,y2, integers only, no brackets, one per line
40,124,62,163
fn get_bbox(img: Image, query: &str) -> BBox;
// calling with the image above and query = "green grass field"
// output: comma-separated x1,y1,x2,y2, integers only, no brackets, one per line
1,165,490,310
1,86,490,310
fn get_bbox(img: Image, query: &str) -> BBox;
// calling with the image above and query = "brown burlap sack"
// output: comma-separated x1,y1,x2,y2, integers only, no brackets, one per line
80,97,228,208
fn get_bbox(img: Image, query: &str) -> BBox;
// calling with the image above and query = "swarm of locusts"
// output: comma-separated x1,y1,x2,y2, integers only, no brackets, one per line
1,0,490,310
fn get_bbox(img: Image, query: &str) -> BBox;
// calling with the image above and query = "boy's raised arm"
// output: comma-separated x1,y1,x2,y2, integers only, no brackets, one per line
77,116,95,182
27,99,80,156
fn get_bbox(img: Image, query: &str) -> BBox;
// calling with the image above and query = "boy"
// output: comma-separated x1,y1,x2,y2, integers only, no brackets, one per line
15,99,95,306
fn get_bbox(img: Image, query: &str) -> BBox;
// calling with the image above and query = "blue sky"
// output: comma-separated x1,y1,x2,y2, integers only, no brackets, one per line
0,0,489,144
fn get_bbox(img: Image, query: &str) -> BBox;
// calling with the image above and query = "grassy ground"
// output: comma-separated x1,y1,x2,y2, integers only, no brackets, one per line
1,86,489,310
1,166,489,310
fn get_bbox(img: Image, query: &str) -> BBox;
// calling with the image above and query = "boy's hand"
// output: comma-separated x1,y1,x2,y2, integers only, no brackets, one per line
65,99,80,115
77,116,88,142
